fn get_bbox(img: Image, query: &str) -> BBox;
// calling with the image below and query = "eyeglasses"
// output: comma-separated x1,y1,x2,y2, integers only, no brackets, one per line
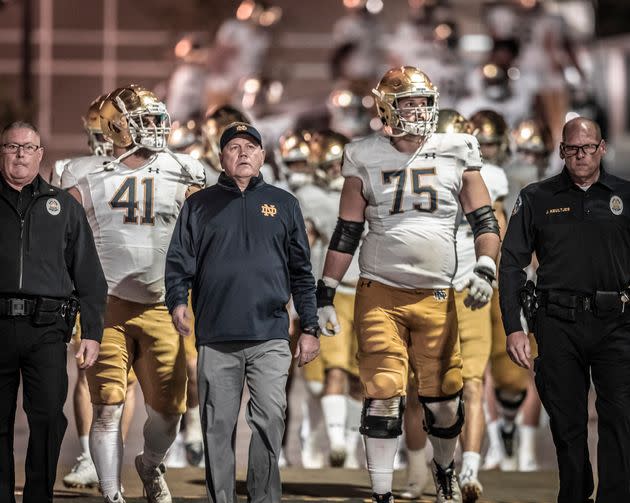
2,143,42,155
561,140,602,157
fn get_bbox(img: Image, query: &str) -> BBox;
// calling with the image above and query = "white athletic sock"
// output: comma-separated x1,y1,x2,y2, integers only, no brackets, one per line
345,397,362,453
141,405,181,468
425,398,460,469
518,425,538,468
90,404,124,498
364,436,398,495
486,420,501,450
321,394,347,451
183,406,203,444
79,435,91,458
406,447,427,484
461,451,481,480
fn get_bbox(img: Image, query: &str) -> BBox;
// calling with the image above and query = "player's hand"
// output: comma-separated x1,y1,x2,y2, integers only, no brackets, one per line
318,305,341,336
454,255,495,310
76,339,100,369
294,333,320,367
172,304,192,337
506,331,532,370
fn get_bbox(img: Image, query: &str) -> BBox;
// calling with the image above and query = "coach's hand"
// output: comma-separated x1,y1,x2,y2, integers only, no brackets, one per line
507,330,532,370
294,333,320,367
172,304,192,337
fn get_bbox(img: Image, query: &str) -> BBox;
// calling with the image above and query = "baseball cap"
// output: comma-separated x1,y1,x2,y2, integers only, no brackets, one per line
219,122,263,150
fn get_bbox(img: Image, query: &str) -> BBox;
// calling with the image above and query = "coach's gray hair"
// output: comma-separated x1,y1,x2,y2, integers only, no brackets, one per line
1,121,40,142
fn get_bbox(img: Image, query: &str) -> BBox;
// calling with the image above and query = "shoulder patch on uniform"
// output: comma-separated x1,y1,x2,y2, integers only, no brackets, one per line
610,195,623,215
46,197,61,216
512,194,522,216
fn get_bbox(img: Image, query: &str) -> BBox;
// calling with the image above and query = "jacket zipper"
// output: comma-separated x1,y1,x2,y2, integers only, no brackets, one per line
20,193,48,291
241,192,248,243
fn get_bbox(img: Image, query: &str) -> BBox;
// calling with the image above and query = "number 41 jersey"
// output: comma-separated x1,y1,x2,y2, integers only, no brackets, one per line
61,152,206,304
342,132,482,290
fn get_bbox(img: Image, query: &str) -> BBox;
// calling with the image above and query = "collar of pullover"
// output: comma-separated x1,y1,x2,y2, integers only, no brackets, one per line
218,171,265,193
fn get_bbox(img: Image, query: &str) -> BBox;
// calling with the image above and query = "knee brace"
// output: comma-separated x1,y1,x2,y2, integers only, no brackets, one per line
360,397,405,439
495,389,527,413
420,391,464,439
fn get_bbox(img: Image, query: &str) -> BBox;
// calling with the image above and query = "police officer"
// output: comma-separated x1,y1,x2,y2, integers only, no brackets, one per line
0,121,107,503
500,117,630,503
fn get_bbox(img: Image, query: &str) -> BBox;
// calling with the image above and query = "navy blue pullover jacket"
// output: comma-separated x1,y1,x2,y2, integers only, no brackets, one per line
165,172,318,345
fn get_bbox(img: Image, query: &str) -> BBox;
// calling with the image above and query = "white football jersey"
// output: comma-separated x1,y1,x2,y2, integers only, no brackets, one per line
295,184,361,293
343,133,482,289
454,162,508,283
62,152,206,304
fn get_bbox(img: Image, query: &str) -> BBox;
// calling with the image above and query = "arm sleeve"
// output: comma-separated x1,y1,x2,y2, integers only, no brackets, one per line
499,191,536,334
66,201,107,342
165,200,196,312
288,200,318,328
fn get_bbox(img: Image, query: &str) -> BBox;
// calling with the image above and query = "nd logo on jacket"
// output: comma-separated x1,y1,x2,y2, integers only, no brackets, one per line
261,204,277,217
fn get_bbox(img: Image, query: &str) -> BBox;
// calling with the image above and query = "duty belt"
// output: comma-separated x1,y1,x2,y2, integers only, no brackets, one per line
537,291,594,312
0,298,37,316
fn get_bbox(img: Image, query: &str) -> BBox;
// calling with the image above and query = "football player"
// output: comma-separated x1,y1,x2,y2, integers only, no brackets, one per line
61,95,139,490
61,85,205,503
486,117,551,472
317,66,501,503
295,130,363,468
277,129,315,192
468,110,533,474
453,110,509,502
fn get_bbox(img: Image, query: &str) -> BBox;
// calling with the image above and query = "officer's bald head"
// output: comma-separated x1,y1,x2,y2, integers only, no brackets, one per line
562,117,602,143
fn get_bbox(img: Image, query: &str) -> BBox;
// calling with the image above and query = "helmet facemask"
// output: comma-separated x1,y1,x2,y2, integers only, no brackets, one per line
87,131,113,157
390,95,439,137
124,101,171,151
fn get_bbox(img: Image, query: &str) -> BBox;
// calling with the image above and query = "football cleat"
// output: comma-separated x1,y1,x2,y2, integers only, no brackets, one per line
135,455,172,503
431,460,462,503
62,453,99,488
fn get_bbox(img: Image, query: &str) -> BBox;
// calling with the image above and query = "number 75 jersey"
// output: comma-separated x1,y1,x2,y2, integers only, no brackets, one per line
62,152,205,304
342,132,482,290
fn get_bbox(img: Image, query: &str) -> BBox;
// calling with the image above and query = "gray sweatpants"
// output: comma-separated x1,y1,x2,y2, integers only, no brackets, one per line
197,339,292,503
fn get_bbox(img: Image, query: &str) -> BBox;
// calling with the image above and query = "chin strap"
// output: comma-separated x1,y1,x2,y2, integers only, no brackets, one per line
102,145,141,171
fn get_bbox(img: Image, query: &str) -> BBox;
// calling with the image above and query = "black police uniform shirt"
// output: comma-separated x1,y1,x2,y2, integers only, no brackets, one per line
0,173,107,341
499,167,630,334
165,172,318,345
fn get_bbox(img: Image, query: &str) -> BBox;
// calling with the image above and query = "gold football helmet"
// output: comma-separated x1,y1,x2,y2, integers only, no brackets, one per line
202,105,251,172
278,129,314,189
83,94,113,156
470,109,509,163
327,80,375,139
513,118,551,155
99,85,171,151
372,66,439,138
435,109,472,134
168,120,206,160
309,130,349,191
